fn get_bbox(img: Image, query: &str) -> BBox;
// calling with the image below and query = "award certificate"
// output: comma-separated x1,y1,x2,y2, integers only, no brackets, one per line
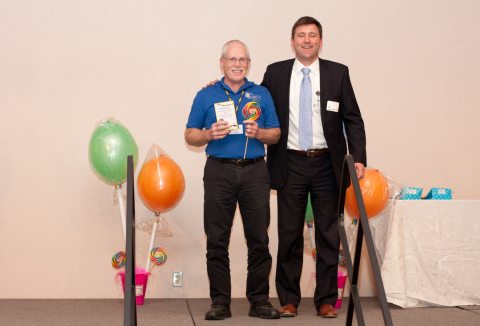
214,101,238,130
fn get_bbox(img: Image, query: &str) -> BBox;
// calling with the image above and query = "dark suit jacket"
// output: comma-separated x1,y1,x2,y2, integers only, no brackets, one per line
261,58,367,190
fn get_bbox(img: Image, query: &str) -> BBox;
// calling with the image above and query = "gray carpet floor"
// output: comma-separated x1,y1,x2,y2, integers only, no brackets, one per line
0,298,479,326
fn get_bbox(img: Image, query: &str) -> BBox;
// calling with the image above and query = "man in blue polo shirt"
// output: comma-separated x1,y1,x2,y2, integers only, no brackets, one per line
185,40,280,320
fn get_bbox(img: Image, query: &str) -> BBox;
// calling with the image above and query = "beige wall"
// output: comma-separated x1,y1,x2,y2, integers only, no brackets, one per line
0,0,479,299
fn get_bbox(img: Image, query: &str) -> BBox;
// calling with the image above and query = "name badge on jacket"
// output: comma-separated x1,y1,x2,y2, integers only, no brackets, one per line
326,101,339,113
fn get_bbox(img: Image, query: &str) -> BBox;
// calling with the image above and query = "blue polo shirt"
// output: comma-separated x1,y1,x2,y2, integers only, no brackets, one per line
186,78,279,159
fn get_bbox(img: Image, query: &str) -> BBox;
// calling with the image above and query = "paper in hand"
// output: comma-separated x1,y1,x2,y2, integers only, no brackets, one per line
214,101,238,130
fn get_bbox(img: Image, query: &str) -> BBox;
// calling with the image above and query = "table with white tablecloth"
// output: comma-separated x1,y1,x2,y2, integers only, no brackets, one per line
368,200,480,308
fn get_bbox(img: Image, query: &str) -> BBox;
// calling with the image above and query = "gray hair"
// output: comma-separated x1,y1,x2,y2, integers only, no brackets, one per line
220,40,250,58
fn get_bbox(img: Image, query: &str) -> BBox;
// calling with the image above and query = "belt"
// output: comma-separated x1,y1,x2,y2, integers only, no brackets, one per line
287,148,329,158
208,156,265,167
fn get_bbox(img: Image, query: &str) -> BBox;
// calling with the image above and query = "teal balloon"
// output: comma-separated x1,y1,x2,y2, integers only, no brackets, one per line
305,193,314,223
89,119,138,185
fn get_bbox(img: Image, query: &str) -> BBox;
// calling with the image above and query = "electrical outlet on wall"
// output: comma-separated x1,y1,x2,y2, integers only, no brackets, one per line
172,271,183,287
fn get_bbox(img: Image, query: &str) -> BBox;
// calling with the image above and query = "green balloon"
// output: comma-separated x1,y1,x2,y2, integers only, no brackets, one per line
305,193,314,223
89,119,138,185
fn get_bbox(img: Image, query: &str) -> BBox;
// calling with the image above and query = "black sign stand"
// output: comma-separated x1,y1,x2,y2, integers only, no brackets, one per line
338,155,393,326
124,155,137,326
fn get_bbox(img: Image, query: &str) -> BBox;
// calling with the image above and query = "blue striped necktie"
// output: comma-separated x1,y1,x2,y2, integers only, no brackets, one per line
299,67,312,151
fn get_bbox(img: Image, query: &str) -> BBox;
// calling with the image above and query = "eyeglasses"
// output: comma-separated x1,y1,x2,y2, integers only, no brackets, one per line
223,57,251,65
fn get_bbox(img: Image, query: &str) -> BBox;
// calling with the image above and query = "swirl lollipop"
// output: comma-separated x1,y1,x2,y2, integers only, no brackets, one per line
149,247,167,268
242,102,261,159
242,102,261,121
111,251,126,269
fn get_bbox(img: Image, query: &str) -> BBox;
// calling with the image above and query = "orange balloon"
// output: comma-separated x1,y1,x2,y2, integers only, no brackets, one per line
344,168,389,219
137,156,185,213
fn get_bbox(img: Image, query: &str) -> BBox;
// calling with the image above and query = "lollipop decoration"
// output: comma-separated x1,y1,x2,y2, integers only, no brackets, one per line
242,102,261,159
137,144,185,275
137,215,173,237
344,168,389,219
242,102,261,120
307,221,316,260
149,247,168,270
112,251,127,269
303,193,318,292
304,194,316,261
137,155,185,213
89,118,138,185
89,117,138,241
304,193,349,309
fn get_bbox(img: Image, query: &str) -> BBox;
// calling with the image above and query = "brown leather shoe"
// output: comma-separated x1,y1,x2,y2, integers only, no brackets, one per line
317,304,338,318
279,303,297,317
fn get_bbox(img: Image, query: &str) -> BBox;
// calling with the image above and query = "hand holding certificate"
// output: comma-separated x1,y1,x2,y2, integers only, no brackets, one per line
214,101,238,131
208,120,232,141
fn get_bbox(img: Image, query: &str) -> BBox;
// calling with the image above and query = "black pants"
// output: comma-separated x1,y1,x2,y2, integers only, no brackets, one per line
276,152,339,309
203,157,272,305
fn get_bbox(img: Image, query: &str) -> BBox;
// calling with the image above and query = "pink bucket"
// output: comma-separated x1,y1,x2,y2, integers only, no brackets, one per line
118,268,150,305
335,272,348,309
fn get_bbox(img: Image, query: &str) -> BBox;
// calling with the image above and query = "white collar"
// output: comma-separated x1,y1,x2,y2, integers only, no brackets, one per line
293,58,319,77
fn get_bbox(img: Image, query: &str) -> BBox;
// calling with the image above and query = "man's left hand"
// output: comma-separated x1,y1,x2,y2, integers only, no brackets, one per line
244,120,261,139
355,163,365,179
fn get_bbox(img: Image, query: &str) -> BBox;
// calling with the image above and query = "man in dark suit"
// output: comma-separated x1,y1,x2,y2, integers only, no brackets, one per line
261,16,366,318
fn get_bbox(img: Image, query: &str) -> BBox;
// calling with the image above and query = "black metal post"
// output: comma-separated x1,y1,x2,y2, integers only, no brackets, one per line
338,155,393,326
124,155,137,326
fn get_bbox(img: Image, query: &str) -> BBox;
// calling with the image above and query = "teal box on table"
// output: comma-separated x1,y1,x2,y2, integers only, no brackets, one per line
424,188,452,200
400,187,423,200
